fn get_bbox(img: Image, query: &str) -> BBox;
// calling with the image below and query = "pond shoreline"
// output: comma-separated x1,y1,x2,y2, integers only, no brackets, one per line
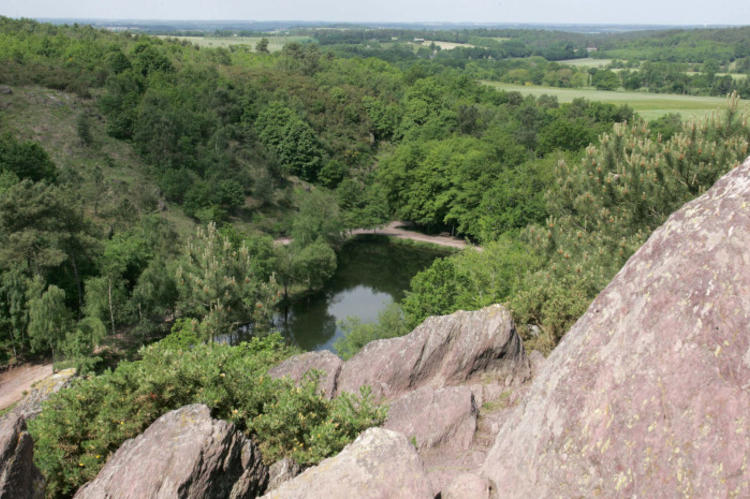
276,221,481,252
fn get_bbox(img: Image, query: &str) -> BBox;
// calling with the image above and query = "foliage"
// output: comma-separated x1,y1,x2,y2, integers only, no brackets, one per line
0,133,57,182
403,95,750,352
256,102,325,181
27,278,71,359
334,303,409,359
175,223,281,341
28,332,386,498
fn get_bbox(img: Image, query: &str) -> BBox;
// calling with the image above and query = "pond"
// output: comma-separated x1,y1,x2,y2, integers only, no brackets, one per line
275,236,449,352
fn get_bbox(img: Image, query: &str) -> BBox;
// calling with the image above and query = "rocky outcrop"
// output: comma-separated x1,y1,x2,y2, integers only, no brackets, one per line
260,304,528,493
336,304,527,399
384,385,477,453
482,157,750,496
13,368,76,420
75,404,267,499
266,458,302,492
0,412,43,499
442,473,492,499
0,367,75,499
268,350,342,399
261,428,433,499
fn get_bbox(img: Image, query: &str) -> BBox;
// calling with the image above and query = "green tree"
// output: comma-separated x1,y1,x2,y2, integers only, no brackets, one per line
0,180,94,308
291,189,345,247
255,102,325,181
0,268,31,361
256,38,270,54
76,113,93,147
592,69,620,91
175,223,280,341
290,238,337,292
0,134,57,182
27,278,71,362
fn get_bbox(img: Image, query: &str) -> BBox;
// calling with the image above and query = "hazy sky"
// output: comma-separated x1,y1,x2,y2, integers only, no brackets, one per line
2,0,750,25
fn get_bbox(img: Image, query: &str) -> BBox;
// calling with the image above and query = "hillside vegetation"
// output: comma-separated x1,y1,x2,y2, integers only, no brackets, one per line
2,18,750,497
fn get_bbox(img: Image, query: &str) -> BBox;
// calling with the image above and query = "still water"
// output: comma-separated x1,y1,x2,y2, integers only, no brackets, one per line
276,236,447,352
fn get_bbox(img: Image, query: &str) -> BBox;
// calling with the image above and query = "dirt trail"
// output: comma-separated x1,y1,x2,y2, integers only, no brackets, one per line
0,362,54,410
276,221,481,251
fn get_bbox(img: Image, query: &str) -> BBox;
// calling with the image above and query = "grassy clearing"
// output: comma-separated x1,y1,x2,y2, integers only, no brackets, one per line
157,35,313,52
1,85,196,231
429,40,475,50
684,71,748,81
558,57,613,68
480,81,749,121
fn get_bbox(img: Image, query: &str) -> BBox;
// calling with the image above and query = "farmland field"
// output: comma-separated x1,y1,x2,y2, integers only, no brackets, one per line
157,35,313,51
480,81,750,121
558,57,614,68
429,40,475,50
684,71,748,81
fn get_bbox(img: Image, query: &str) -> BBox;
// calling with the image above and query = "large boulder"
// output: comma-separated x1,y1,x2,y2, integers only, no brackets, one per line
261,428,433,499
268,350,342,399
482,157,750,496
0,412,44,499
75,404,268,499
442,473,492,499
336,304,527,399
383,385,477,453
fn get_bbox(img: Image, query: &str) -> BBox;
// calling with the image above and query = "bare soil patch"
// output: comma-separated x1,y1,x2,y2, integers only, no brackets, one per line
0,362,54,411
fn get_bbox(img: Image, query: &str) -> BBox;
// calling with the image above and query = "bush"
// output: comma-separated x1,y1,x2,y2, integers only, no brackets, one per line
28,332,386,498
334,303,408,360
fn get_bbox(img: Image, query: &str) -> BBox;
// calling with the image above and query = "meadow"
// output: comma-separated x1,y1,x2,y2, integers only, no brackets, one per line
157,35,313,52
558,57,613,68
480,81,750,121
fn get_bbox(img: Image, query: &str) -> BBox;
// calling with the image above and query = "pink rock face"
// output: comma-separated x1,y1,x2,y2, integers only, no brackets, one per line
336,305,527,399
74,404,267,499
268,350,343,399
261,428,434,499
482,157,750,497
442,473,492,499
384,385,478,453
0,411,44,499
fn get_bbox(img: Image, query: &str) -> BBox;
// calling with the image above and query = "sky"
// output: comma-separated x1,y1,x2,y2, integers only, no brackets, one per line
2,0,750,26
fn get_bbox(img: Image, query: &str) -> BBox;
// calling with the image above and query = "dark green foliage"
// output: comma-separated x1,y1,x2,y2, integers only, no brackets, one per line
256,38,269,54
0,134,57,182
76,113,93,147
401,258,470,328
175,223,281,341
591,69,620,91
28,332,386,498
648,113,683,141
255,102,325,181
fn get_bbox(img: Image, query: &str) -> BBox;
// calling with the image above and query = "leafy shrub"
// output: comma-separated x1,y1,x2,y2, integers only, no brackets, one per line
28,333,386,498
334,303,409,359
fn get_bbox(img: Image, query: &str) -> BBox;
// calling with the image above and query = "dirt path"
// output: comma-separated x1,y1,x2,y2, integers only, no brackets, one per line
0,362,54,410
276,221,481,251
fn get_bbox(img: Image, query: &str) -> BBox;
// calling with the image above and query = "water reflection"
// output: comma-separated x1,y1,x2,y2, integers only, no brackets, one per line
225,236,447,352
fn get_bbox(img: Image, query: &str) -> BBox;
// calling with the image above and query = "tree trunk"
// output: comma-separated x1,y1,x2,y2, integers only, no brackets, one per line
108,278,116,335
70,254,83,315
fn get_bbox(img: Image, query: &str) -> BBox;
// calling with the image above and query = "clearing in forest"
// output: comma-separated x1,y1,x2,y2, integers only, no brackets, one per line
480,81,750,121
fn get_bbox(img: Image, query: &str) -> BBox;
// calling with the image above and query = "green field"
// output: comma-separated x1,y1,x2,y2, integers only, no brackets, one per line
480,81,749,121
684,71,748,81
558,57,614,68
157,35,313,52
